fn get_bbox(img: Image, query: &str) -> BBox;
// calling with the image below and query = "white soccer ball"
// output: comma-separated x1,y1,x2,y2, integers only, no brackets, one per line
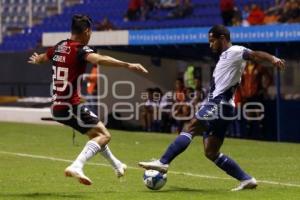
143,170,167,190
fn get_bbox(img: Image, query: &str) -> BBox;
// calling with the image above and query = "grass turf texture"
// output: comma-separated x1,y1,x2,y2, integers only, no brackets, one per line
0,122,299,200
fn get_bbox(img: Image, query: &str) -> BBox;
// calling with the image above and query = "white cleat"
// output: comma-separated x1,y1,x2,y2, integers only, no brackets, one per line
115,163,127,178
64,166,92,186
138,160,169,173
231,177,258,191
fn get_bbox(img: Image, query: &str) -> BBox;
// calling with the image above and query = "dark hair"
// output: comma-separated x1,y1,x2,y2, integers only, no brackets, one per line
146,88,154,93
208,25,230,41
153,87,162,95
71,14,92,34
176,78,184,83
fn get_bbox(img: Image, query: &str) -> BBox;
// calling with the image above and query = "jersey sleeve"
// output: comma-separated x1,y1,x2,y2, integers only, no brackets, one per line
77,45,95,63
46,47,55,60
242,47,253,60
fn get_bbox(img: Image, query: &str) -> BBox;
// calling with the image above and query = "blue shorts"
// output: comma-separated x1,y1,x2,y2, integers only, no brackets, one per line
195,101,234,140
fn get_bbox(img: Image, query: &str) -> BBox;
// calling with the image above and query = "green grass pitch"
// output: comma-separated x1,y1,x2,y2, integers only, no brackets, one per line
0,122,299,200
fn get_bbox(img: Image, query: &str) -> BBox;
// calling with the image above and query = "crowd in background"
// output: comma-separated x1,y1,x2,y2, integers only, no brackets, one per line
123,0,193,22
140,65,207,133
231,61,273,139
221,0,300,26
94,0,300,30
139,61,272,139
94,0,193,29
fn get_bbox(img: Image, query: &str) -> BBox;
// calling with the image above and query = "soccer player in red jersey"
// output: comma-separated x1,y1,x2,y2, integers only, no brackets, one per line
28,14,148,185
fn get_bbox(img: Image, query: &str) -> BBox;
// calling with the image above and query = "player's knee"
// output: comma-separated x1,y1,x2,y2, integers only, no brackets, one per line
88,122,111,139
97,123,111,136
103,132,111,142
90,127,111,145
101,127,112,143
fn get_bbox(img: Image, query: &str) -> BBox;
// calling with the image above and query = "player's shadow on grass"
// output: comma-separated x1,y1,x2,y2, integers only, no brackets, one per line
143,186,227,194
159,186,204,193
0,192,86,199
141,186,203,193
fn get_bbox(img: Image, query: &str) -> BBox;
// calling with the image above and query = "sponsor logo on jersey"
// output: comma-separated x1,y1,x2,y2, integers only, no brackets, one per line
53,55,66,63
83,46,94,53
55,45,71,54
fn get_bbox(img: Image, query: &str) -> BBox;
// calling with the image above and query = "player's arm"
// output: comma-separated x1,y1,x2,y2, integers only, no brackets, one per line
86,53,148,74
28,52,49,64
244,50,286,70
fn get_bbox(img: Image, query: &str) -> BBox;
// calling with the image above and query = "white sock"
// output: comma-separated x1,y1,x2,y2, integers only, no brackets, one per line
72,140,101,169
99,145,121,169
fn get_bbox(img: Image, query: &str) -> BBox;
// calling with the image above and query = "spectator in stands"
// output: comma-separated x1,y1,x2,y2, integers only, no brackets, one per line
241,5,250,26
247,4,265,25
173,77,207,133
167,0,193,19
264,11,280,24
145,0,160,9
159,0,178,9
183,65,196,89
264,0,283,25
278,0,292,23
86,65,99,114
174,87,194,133
95,17,116,31
141,87,162,132
124,0,144,21
239,61,272,139
232,6,242,26
192,77,207,107
159,78,186,133
220,0,235,26
279,0,300,23
263,12,280,25
265,0,284,16
293,0,300,23
159,90,173,132
142,0,162,20
141,88,155,132
185,87,195,102
242,5,250,20
174,77,186,102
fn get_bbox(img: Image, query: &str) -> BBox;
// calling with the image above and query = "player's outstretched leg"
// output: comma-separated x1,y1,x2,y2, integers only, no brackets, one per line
139,132,192,173
93,122,127,178
139,119,201,173
214,153,257,191
65,140,100,185
99,145,127,178
65,120,127,184
204,136,257,191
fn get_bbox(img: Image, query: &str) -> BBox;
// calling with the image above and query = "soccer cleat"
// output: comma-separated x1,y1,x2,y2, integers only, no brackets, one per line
114,163,127,178
231,177,258,191
64,166,92,186
138,160,169,173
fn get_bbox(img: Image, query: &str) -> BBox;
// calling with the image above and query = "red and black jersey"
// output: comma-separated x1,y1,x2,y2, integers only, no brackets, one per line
46,39,94,109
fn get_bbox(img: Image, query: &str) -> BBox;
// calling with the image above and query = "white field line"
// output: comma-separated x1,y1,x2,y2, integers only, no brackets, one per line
0,150,300,188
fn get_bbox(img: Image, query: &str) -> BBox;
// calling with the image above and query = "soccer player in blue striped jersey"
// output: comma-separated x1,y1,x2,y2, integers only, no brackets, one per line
139,25,285,191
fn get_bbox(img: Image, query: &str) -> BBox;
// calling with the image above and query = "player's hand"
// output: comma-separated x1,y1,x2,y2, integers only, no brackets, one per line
28,52,40,64
128,63,148,74
272,56,286,70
